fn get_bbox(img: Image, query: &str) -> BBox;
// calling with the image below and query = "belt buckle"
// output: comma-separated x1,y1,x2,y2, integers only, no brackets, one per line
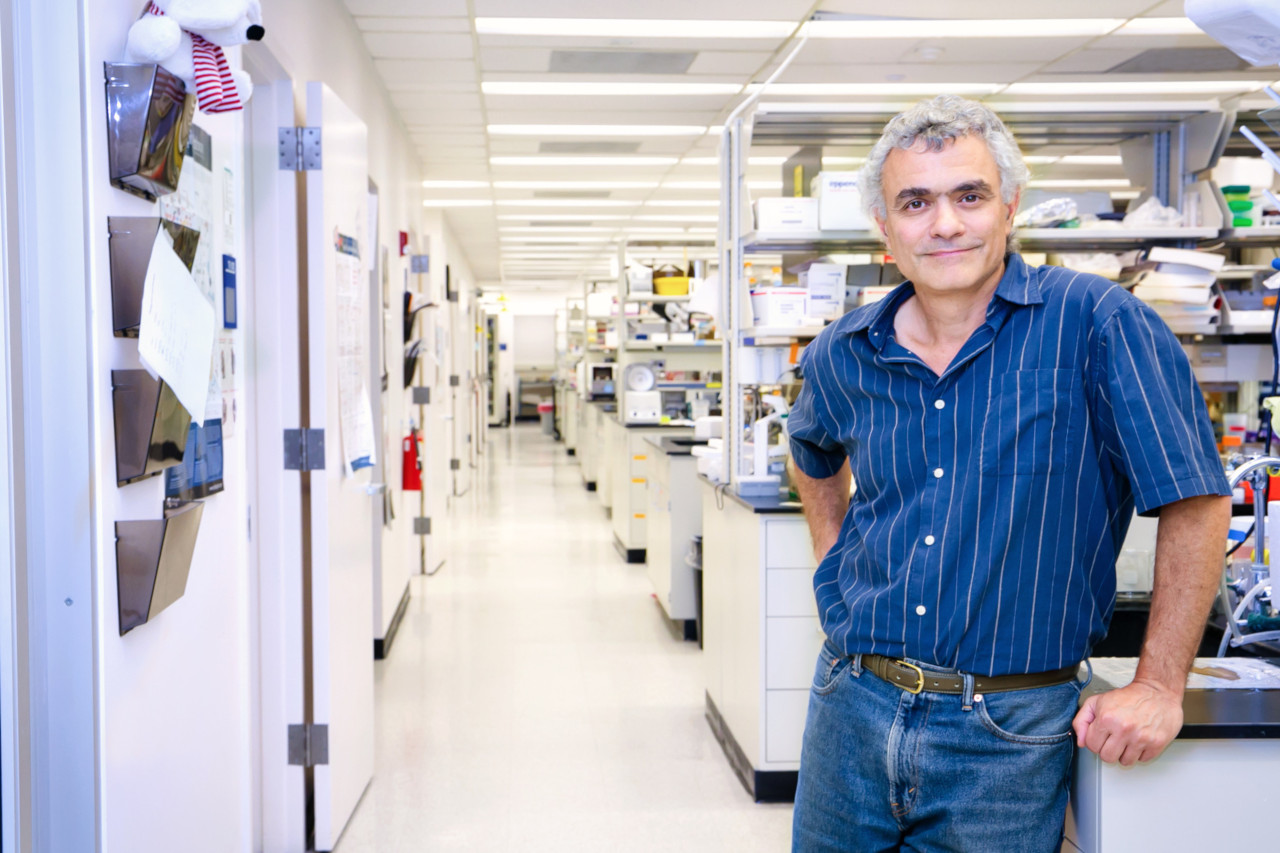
898,660,925,694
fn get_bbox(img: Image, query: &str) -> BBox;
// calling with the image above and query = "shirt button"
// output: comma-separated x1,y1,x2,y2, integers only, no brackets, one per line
924,535,936,546
933,468,944,478
934,399,946,410
916,605,927,616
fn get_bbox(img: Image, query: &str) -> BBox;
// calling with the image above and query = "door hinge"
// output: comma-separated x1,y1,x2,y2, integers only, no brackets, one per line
414,517,431,536
287,723,329,767
284,428,326,471
412,386,431,405
409,255,430,274
449,374,460,387
450,458,461,471
278,127,322,171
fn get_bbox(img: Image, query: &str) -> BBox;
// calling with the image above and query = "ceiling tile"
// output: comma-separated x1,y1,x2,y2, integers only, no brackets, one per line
687,51,777,76
392,91,483,112
482,94,738,114
474,0,815,19
376,60,477,89
813,0,1157,18
485,109,723,124
479,47,555,73
344,0,468,15
776,62,1043,85
1039,48,1148,74
364,32,474,59
478,34,789,52
354,16,471,33
402,108,487,126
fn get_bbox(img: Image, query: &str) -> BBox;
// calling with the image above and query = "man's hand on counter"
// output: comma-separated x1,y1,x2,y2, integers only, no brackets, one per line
1073,678,1184,766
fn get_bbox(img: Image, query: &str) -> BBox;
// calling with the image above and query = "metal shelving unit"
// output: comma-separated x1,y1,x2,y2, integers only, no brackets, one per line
719,100,1242,491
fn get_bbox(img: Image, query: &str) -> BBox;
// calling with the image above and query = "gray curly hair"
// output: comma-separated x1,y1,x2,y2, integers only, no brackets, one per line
859,96,1028,236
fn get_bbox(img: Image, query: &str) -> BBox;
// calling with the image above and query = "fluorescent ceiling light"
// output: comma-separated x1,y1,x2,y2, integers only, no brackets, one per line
502,252,609,258
501,236,613,243
1110,191,1141,200
679,156,786,166
496,200,640,207
474,17,795,39
803,18,1125,39
488,124,708,136
423,199,494,207
1027,179,1131,188
634,215,719,223
491,156,679,166
823,156,866,165
1114,17,1203,36
1024,155,1124,165
497,214,630,221
645,199,721,207
756,83,1003,96
482,81,743,97
493,181,659,189
501,227,625,233
1004,81,1273,96
422,180,490,189
660,181,781,190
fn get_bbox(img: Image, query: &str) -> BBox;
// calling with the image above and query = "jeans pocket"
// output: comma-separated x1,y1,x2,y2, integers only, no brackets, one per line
974,681,1079,746
811,642,852,695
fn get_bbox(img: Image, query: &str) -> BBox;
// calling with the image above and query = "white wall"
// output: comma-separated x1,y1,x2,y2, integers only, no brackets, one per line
513,315,558,369
83,6,253,852
73,1,434,850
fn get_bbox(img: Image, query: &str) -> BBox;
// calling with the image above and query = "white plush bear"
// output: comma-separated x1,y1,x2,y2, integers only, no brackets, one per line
125,0,264,114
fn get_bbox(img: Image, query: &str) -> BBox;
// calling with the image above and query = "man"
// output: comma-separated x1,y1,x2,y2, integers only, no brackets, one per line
786,95,1231,852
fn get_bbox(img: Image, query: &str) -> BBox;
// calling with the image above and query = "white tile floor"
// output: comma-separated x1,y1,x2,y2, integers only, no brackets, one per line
336,424,793,852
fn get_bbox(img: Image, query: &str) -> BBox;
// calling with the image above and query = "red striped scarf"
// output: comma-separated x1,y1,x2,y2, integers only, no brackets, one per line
146,2,243,114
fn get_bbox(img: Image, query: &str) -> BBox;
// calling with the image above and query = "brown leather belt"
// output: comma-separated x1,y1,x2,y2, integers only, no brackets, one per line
862,654,1079,696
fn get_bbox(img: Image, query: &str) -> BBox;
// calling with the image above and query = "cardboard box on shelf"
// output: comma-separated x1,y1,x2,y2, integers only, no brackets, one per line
811,172,872,231
754,197,818,232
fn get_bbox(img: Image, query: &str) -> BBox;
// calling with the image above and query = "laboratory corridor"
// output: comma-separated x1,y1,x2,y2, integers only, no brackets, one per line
335,424,793,852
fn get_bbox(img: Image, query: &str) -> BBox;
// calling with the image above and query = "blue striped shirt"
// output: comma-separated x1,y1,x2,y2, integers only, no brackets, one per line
788,254,1230,676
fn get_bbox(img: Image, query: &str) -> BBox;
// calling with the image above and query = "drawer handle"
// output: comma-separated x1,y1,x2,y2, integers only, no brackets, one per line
634,455,647,461
634,513,646,519
632,478,646,484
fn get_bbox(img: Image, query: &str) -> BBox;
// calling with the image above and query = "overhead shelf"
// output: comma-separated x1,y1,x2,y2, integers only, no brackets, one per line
741,325,828,345
742,227,1221,254
626,339,722,351
622,294,692,303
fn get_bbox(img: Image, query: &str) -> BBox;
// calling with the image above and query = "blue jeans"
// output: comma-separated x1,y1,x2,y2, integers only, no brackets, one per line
792,642,1080,852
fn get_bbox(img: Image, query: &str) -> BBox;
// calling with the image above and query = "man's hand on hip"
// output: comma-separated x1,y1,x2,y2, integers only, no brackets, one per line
1072,677,1183,766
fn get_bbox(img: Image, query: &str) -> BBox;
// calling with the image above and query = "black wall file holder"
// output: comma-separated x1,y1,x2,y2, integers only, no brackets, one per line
104,63,195,201
115,501,204,636
109,217,201,337
404,340,423,389
112,369,192,487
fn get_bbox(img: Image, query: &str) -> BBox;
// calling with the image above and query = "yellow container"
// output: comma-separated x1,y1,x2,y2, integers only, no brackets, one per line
653,276,690,295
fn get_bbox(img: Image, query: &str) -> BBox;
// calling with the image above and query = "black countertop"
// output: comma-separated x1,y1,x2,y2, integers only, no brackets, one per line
646,436,708,457
698,474,804,514
1085,657,1280,739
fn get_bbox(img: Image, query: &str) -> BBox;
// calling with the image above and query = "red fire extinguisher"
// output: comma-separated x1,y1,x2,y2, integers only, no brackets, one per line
402,427,423,491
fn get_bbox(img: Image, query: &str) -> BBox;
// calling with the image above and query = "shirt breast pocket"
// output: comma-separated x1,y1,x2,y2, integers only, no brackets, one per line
980,369,1082,476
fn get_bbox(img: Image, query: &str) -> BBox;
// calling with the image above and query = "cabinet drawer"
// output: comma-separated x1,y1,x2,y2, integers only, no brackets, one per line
765,520,817,570
767,569,817,617
766,616,824,689
766,690,810,764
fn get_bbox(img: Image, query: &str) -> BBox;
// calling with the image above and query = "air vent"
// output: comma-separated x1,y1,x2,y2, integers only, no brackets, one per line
549,50,697,75
1107,48,1249,74
532,190,612,199
539,141,642,154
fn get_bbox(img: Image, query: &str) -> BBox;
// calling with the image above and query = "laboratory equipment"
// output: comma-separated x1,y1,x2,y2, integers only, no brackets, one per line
622,362,661,425
1217,454,1280,654
739,394,789,497
587,363,615,400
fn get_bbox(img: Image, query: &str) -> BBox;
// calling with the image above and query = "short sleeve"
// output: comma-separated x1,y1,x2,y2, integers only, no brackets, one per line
788,346,848,479
1090,301,1230,515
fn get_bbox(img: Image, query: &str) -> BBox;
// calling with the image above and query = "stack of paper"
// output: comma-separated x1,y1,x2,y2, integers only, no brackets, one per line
1128,247,1224,334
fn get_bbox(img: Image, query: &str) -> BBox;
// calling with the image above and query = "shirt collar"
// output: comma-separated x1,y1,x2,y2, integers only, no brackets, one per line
845,254,1043,349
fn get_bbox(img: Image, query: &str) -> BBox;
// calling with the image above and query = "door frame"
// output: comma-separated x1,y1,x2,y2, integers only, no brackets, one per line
242,42,308,853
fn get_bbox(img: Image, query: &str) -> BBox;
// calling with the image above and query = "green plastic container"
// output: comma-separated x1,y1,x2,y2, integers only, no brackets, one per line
1233,215,1255,227
1229,199,1255,212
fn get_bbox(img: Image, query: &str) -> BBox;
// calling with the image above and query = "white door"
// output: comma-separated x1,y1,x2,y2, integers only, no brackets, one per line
303,82,375,851
449,279,472,498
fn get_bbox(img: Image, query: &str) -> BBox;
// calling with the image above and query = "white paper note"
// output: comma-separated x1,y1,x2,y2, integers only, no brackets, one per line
335,247,376,474
138,231,217,419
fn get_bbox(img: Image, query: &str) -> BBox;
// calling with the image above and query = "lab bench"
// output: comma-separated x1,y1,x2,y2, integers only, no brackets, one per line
604,415,693,562
577,399,613,492
644,436,708,637
1065,656,1280,852
700,476,817,802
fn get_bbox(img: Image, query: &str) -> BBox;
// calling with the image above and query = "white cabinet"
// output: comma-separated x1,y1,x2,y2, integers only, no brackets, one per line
645,440,703,624
702,479,823,798
608,423,692,559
